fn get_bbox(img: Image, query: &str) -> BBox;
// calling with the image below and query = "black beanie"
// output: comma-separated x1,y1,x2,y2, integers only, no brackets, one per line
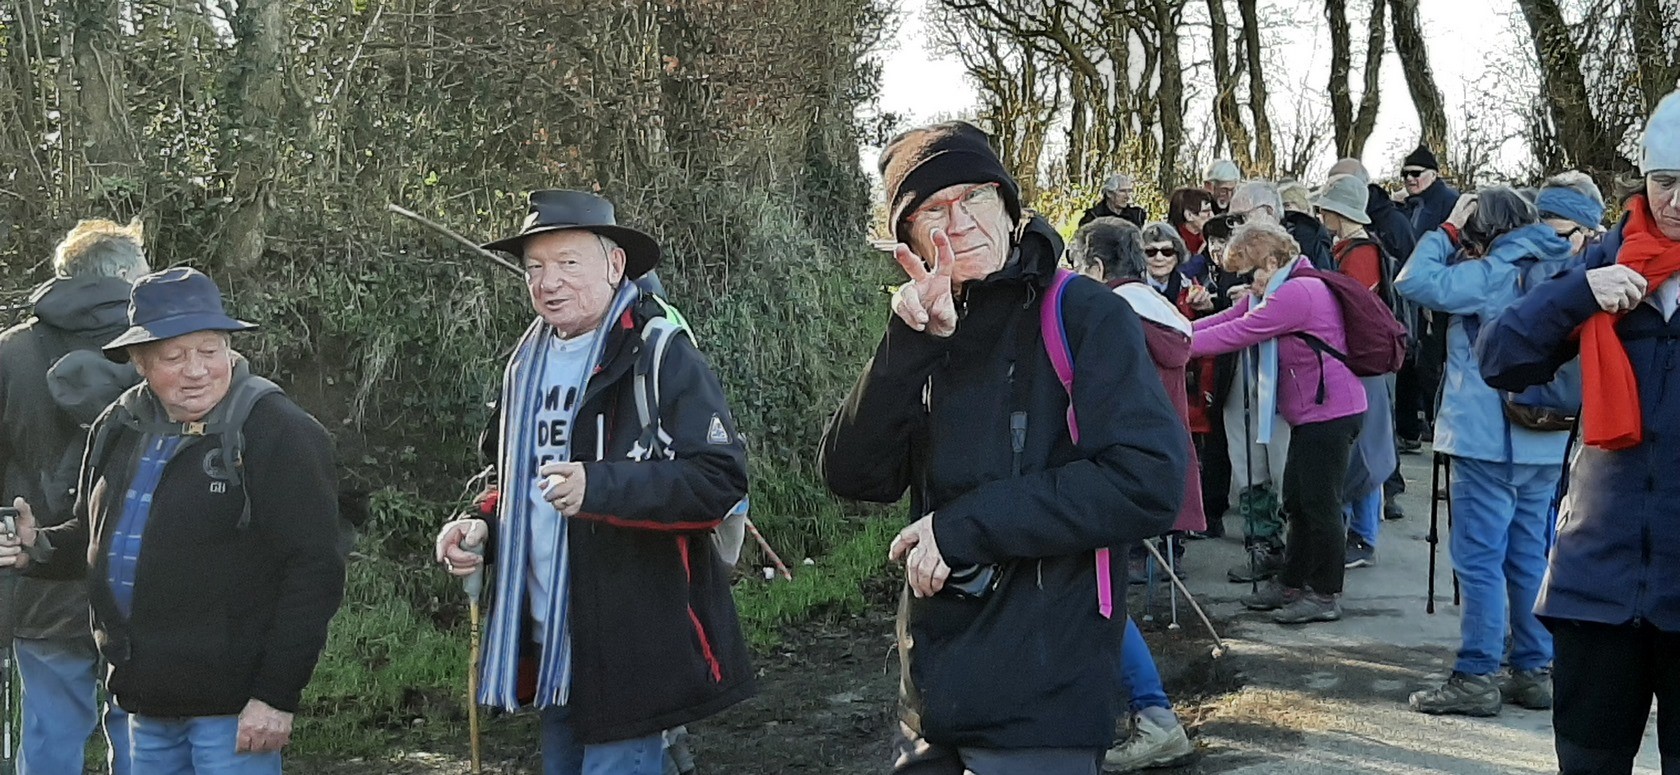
878,121,1022,242
1403,144,1440,171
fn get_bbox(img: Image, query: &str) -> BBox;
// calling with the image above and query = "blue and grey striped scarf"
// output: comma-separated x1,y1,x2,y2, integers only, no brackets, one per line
479,282,642,710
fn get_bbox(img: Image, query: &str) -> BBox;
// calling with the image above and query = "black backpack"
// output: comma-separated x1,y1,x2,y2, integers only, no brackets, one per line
35,323,140,523
83,369,366,547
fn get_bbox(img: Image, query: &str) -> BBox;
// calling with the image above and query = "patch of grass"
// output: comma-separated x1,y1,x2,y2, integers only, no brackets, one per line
294,548,469,755
294,489,472,755
733,513,900,650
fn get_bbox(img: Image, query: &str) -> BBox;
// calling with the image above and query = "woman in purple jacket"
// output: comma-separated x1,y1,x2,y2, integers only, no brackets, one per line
1191,222,1367,624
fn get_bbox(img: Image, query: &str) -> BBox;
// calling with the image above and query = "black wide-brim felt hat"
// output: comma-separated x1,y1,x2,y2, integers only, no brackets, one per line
481,190,662,280
104,267,257,351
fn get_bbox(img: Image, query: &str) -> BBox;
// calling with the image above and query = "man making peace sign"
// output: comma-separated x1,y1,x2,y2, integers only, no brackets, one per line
820,121,1189,775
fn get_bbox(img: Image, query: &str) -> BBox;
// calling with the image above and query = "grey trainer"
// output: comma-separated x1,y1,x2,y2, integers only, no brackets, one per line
1500,668,1553,710
1271,591,1341,624
1410,672,1502,716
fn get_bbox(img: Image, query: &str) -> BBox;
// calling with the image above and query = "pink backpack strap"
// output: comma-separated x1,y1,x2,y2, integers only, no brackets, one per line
1041,269,1080,445
1038,269,1114,619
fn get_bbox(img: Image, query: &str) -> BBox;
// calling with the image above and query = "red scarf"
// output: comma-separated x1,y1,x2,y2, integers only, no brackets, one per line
1580,195,1680,449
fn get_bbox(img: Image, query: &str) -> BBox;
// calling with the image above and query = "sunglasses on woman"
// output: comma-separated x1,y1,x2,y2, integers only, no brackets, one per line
1144,247,1177,257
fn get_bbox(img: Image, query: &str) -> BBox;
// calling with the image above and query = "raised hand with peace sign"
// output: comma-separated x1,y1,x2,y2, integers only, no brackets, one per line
891,228,960,337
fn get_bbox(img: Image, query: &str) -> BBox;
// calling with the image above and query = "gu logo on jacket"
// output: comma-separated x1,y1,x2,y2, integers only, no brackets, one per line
202,449,231,494
707,415,730,445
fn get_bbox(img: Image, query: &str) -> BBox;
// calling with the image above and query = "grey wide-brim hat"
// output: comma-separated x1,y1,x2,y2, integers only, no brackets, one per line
1312,174,1373,225
104,267,257,351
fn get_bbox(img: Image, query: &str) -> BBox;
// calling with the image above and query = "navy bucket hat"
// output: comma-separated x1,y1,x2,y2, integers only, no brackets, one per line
104,267,257,352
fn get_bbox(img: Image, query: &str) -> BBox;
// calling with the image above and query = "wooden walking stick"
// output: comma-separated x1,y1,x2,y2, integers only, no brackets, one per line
463,543,485,774
385,203,524,277
746,517,793,581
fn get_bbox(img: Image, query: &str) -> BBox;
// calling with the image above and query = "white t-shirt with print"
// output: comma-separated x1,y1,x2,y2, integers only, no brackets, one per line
525,331,594,642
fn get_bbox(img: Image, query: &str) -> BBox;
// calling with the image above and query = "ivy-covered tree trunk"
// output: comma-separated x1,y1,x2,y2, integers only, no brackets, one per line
1327,0,1385,159
1387,0,1449,164
1149,0,1187,190
1350,0,1385,158
1238,0,1275,175
218,0,290,275
67,0,136,192
1206,0,1254,171
1514,0,1625,180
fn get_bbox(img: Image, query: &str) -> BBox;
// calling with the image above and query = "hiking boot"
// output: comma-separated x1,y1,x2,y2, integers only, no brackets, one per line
1500,668,1553,710
1104,709,1193,772
1384,498,1405,520
1227,546,1284,583
1271,591,1341,624
1409,672,1502,717
1241,579,1300,611
1344,535,1376,568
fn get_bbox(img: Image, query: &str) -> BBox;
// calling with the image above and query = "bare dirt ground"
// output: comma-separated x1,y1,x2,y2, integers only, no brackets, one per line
300,593,1234,775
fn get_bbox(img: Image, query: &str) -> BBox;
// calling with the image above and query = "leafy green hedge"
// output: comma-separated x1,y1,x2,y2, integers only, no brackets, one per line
279,189,905,754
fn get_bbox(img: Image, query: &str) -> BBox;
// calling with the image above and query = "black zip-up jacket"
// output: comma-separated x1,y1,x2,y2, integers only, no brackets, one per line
0,276,131,640
1078,200,1148,228
478,296,753,744
35,379,347,717
819,216,1186,749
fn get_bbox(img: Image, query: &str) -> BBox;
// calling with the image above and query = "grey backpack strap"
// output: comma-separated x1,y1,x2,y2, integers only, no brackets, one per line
632,317,685,462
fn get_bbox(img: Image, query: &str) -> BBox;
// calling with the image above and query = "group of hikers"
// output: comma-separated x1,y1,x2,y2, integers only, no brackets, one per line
0,77,1675,775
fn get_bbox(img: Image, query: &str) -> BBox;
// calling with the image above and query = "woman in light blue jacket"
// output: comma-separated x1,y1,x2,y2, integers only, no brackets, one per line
1394,186,1593,718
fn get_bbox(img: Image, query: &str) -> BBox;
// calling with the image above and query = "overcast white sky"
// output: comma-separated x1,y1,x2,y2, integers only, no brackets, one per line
870,0,1542,186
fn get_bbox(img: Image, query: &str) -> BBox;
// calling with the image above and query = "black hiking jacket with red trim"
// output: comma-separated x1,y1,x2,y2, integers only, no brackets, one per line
477,294,753,744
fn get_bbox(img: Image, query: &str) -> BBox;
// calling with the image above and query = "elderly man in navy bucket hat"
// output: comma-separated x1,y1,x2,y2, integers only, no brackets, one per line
0,267,348,774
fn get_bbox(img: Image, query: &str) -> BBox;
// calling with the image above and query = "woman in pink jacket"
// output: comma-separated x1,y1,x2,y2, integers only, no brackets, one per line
1191,222,1366,624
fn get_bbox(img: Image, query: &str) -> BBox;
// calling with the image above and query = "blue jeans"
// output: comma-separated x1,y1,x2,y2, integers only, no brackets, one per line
1343,486,1382,547
1449,456,1558,676
15,636,130,775
130,714,280,775
1117,617,1170,713
540,705,665,775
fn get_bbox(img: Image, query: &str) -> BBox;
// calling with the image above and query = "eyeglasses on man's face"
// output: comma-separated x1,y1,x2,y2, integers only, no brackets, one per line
910,183,1003,231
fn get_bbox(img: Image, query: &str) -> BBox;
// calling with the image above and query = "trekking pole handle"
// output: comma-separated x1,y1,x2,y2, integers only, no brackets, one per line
462,538,485,602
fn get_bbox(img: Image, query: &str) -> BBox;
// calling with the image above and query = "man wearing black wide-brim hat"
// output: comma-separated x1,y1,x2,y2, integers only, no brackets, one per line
0,266,348,770
434,190,752,773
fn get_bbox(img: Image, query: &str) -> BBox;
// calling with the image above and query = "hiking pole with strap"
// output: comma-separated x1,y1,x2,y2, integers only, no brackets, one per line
462,541,485,775
1446,456,1460,607
1142,540,1226,658
1241,351,1259,596
1166,534,1180,631
1427,452,1443,614
0,510,17,775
